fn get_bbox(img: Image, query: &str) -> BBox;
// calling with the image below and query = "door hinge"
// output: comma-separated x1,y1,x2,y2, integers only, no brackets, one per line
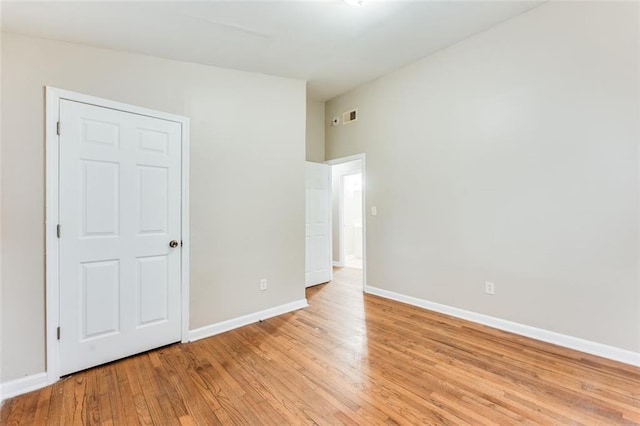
56,224,61,238
56,327,61,340
181,240,183,247
56,121,61,136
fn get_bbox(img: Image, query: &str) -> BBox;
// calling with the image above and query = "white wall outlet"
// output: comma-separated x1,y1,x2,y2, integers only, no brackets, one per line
371,206,377,216
485,281,495,295
260,278,267,291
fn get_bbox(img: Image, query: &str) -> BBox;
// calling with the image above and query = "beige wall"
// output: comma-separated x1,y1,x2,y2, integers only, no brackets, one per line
326,2,640,352
305,99,325,162
0,31,3,386
1,33,306,381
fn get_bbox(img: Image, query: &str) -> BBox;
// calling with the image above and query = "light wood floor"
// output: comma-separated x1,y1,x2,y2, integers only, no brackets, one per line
2,267,639,425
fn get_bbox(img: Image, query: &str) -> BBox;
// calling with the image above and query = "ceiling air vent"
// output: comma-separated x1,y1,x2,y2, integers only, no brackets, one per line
342,109,358,125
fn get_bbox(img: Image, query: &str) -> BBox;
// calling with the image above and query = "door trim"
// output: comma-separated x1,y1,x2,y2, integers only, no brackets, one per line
45,87,190,384
325,154,366,292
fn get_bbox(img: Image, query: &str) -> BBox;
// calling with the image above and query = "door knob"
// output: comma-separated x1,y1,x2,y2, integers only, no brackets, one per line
169,240,179,248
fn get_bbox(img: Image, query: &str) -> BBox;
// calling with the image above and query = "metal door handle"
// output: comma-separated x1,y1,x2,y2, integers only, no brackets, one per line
169,240,179,248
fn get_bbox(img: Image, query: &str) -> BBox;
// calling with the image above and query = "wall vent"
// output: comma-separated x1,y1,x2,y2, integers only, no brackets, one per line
342,109,358,125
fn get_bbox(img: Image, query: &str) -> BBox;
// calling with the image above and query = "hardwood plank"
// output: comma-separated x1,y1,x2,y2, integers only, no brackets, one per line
67,374,86,425
4,390,39,426
30,385,53,425
107,359,138,425
83,369,101,425
122,356,153,425
1,267,639,424
132,354,171,425
0,399,13,425
44,381,64,426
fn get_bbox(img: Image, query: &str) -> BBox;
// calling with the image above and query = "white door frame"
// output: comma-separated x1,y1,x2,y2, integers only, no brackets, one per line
45,87,190,384
326,154,366,291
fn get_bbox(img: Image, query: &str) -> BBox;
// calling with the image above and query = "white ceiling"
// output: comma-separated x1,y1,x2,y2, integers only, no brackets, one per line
1,1,542,101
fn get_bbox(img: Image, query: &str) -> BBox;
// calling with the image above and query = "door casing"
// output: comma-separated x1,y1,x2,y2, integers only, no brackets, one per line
45,87,190,384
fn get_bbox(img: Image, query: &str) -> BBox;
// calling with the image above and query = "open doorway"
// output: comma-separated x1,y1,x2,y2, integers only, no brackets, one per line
341,173,363,269
327,154,365,290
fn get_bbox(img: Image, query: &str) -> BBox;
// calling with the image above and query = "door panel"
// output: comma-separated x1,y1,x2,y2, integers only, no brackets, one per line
305,162,332,287
81,260,120,339
137,256,169,326
138,165,169,234
81,160,119,236
59,99,182,375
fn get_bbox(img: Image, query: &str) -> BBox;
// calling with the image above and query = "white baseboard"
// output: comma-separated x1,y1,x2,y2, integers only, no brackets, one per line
365,285,640,367
332,261,344,267
0,372,49,403
188,298,308,342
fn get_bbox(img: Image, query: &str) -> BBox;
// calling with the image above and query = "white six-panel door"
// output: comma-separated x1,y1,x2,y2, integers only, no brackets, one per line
305,162,332,287
58,99,182,375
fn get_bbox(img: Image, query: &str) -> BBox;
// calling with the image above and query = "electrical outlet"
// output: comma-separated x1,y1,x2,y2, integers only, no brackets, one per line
485,281,495,295
260,278,268,291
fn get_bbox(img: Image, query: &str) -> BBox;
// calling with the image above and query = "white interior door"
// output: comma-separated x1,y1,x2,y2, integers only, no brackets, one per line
58,99,182,375
305,162,332,287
